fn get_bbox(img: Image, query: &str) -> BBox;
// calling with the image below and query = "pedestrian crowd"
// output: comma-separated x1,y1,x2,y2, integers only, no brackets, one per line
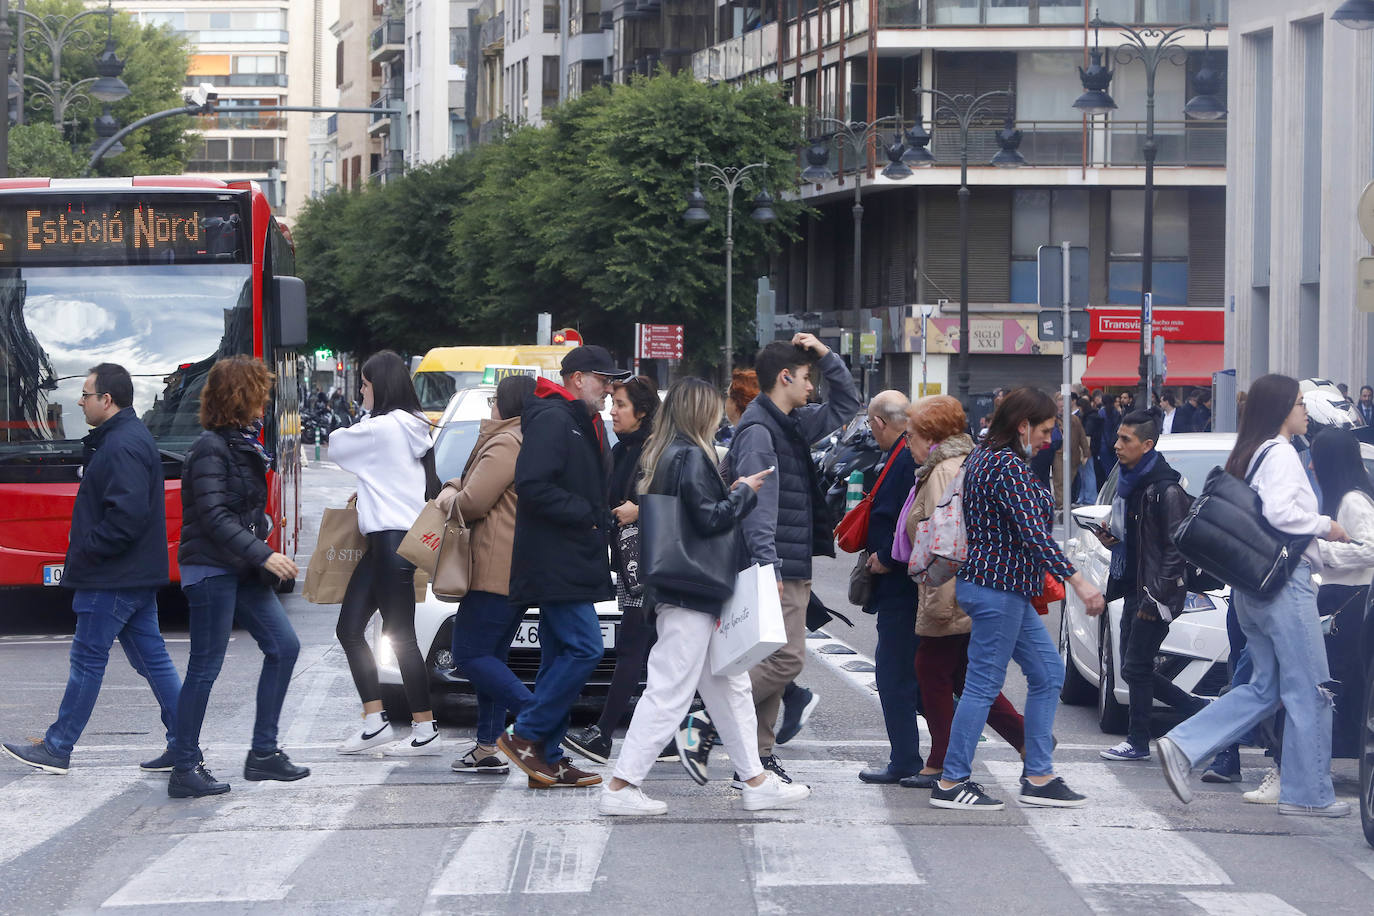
2,348,1365,825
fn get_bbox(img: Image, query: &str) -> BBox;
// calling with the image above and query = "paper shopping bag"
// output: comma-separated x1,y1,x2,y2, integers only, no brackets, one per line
709,564,787,677
397,499,448,575
303,503,368,604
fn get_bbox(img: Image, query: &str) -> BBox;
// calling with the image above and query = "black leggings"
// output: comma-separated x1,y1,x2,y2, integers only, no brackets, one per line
336,529,431,715
596,600,655,735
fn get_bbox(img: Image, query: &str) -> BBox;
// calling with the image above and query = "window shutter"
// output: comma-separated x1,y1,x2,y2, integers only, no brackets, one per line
924,190,1012,304
1188,188,1225,306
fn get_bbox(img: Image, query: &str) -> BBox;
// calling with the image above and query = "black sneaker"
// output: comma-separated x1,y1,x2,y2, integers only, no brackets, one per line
776,687,820,746
452,745,509,774
929,779,1004,811
243,749,310,782
676,710,716,786
760,754,793,784
139,747,176,772
3,740,70,775
1018,776,1087,808
563,726,612,765
168,764,231,798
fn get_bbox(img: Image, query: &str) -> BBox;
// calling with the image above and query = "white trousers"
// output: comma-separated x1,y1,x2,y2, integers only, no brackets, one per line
612,603,765,786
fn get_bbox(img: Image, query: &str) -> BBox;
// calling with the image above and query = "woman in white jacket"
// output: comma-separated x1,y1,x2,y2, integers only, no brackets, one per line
1311,428,1374,759
327,351,440,757
1156,374,1350,817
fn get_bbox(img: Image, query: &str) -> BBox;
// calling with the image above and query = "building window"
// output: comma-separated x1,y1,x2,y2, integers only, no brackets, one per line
1010,189,1089,303
1108,189,1190,305
336,41,344,87
544,1,559,32
450,28,468,65
542,56,560,110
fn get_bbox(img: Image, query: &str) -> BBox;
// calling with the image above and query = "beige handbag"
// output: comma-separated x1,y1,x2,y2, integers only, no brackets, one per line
431,503,472,602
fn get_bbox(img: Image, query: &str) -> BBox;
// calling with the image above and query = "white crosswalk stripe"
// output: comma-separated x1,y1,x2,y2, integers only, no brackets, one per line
0,766,143,866
744,823,923,888
1182,891,1306,915
429,823,611,897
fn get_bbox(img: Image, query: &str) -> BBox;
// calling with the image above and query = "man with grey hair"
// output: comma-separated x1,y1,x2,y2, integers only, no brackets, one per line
857,389,926,784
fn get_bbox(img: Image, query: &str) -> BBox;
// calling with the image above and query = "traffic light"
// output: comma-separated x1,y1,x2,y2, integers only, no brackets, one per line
552,327,583,346
336,361,343,373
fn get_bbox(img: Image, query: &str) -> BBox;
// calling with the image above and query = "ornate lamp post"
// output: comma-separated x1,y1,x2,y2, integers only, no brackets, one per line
1073,12,1225,409
912,86,1025,406
683,160,776,378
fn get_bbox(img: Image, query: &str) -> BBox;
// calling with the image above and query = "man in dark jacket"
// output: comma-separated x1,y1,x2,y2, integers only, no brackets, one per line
725,333,860,783
500,345,627,790
857,390,924,784
1093,410,1207,762
3,364,182,775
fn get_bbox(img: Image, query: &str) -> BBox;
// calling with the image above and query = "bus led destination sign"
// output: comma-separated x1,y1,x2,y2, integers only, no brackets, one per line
0,195,247,266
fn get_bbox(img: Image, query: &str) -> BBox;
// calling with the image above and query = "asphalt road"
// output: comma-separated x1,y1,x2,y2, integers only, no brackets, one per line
1,455,1371,914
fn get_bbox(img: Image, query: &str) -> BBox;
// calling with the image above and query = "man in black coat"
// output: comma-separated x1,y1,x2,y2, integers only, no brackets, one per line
1092,411,1207,762
3,364,182,776
500,345,628,789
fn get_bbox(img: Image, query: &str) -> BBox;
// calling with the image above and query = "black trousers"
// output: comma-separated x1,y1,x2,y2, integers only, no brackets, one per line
1318,584,1367,758
336,529,431,715
1120,594,1205,750
597,600,654,735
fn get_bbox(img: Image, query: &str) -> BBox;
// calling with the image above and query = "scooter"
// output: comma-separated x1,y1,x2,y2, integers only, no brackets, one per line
816,416,882,525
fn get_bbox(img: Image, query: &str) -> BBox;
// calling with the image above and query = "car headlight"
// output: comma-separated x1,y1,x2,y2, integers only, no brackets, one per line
369,616,398,668
1181,592,1215,613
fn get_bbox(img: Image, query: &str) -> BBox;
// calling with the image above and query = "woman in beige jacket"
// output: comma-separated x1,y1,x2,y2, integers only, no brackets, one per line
899,395,1026,788
433,374,536,775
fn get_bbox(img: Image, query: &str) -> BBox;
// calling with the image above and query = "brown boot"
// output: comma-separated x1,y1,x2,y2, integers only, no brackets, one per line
498,731,556,786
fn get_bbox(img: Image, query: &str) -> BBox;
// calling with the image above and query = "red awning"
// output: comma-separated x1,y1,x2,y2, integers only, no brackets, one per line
1081,341,1224,388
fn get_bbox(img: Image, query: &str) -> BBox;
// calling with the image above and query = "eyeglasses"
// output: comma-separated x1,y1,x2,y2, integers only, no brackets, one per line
78,390,105,402
487,395,497,408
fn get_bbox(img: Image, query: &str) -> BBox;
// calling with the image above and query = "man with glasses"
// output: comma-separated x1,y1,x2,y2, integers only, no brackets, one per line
499,345,629,789
4,364,182,775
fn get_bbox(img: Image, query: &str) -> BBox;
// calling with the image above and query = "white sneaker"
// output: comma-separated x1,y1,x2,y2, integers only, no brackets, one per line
382,726,443,757
336,721,395,755
598,784,667,816
741,772,811,811
1243,767,1280,804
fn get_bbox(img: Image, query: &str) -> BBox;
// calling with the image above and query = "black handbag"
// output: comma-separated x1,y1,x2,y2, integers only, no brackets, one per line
1172,446,1312,596
639,456,738,601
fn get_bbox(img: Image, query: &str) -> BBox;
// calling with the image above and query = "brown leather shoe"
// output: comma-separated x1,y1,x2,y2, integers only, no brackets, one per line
498,731,555,786
545,757,602,788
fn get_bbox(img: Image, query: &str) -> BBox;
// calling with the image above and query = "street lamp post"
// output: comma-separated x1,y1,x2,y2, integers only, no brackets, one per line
1073,13,1225,409
912,87,1025,407
683,160,776,379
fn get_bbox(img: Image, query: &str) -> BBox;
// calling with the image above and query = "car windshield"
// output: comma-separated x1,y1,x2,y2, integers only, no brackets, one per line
0,264,254,454
434,419,483,483
415,370,485,413
1098,446,1374,503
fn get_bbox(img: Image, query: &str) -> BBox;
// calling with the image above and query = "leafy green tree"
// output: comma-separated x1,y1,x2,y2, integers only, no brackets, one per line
7,0,194,176
5,122,85,177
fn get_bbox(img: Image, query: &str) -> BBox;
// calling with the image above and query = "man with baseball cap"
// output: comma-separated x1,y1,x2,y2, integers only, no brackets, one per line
499,345,630,789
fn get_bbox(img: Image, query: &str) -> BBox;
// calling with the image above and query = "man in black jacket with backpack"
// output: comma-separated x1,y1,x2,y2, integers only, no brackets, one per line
1093,410,1208,763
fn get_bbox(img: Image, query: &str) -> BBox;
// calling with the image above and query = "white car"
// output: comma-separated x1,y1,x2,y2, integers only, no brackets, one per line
370,384,626,717
1060,431,1374,734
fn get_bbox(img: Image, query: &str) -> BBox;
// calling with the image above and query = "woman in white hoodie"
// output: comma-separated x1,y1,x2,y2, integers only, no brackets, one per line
1311,428,1374,759
327,351,440,757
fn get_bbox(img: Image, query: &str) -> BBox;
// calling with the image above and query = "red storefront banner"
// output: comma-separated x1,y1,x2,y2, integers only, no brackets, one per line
1089,308,1225,342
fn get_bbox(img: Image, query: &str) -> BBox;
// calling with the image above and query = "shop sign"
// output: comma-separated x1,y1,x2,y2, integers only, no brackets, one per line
1090,308,1224,342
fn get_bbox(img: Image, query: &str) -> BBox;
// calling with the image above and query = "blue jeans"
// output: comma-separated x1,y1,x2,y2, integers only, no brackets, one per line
873,596,923,773
175,574,301,771
512,601,604,764
942,580,1062,783
1165,563,1335,807
45,588,182,759
1077,459,1098,504
451,590,532,747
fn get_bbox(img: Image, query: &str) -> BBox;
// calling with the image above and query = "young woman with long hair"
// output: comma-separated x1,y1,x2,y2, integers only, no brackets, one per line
931,388,1105,812
599,378,806,816
1309,428,1374,759
328,350,440,757
1156,374,1351,817
435,374,537,774
170,356,306,797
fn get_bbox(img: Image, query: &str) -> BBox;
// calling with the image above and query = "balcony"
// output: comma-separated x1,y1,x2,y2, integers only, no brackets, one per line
187,158,285,175
370,18,405,63
479,12,505,54
369,95,401,135
370,149,405,183
691,22,778,82
184,74,288,88
196,113,288,131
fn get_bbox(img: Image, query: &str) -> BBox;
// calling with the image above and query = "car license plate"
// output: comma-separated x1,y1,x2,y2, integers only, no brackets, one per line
511,621,616,650
42,564,64,586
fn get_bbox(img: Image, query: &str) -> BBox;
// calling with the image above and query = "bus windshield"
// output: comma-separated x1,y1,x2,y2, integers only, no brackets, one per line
0,263,255,454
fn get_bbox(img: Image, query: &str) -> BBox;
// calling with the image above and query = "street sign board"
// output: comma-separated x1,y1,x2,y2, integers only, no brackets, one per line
637,323,684,359
859,331,878,357
1037,309,1090,342
1151,335,1168,383
1037,245,1089,310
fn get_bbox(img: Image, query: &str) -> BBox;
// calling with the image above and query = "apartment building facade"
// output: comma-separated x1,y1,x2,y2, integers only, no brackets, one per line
1225,1,1374,394
691,0,1230,400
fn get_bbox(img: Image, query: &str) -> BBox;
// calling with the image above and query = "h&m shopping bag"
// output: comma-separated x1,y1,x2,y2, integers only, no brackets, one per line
709,564,787,677
303,502,368,604
397,499,448,575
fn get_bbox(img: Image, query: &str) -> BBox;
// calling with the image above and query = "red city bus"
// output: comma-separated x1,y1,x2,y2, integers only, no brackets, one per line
0,177,307,591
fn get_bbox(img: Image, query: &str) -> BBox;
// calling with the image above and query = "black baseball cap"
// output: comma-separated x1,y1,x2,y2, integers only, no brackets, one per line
560,345,631,380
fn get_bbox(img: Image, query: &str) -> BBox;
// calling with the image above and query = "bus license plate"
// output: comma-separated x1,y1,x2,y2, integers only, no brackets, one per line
42,564,64,586
512,621,616,650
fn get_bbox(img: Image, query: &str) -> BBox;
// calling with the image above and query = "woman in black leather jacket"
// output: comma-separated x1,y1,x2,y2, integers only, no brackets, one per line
169,356,306,799
598,378,808,817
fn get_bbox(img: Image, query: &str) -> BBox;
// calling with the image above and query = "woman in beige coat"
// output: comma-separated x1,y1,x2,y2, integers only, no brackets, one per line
899,395,1026,788
434,374,536,775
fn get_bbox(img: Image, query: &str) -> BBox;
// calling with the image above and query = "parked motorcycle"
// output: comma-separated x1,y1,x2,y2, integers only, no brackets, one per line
815,415,882,526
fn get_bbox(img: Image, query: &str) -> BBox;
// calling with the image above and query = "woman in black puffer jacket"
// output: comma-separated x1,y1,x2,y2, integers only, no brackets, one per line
169,356,306,799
